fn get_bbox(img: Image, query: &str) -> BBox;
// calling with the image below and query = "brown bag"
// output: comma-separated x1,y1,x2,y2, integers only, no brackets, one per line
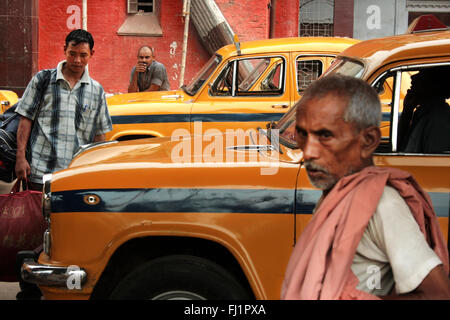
0,180,46,281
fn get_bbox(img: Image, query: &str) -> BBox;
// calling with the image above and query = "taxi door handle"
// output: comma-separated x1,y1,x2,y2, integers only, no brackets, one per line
271,104,289,109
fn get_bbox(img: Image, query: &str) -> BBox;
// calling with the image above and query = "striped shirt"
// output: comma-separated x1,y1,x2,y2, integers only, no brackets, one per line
16,61,112,184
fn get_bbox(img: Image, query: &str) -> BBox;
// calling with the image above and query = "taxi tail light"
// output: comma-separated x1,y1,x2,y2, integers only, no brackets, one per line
406,14,448,34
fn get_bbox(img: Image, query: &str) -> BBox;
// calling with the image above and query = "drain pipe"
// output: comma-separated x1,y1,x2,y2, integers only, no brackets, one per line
82,0,87,30
179,0,191,88
269,0,276,38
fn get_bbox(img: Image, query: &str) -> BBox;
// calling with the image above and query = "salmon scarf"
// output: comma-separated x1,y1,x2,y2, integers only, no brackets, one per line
281,166,449,300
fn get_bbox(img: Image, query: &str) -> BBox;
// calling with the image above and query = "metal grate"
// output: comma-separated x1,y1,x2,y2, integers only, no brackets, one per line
299,0,334,37
297,60,323,92
128,0,154,13
138,1,154,12
299,23,334,37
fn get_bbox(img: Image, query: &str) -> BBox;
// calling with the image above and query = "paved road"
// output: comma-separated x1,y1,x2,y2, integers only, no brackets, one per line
0,179,15,194
0,282,20,300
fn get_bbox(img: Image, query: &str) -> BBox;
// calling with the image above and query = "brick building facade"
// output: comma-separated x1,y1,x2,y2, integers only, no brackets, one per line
0,0,449,96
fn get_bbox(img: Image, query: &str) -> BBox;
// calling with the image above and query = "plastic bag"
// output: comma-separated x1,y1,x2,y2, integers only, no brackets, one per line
0,180,46,281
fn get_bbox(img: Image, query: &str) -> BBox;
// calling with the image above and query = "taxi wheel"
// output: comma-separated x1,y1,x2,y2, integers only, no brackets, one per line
109,255,251,300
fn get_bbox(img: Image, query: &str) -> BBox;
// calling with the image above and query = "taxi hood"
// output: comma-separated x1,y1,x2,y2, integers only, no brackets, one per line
52,130,301,190
67,130,295,170
107,90,189,106
51,131,302,192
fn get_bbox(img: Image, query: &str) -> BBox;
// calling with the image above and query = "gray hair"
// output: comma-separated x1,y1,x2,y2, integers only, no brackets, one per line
296,75,381,130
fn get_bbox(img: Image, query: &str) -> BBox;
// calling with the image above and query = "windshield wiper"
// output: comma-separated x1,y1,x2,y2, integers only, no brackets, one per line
180,84,193,96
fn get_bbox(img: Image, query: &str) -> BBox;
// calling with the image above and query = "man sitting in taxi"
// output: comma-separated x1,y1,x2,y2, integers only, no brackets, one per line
398,66,450,153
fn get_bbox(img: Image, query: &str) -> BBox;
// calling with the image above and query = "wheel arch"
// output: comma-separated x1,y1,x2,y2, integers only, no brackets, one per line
90,235,258,300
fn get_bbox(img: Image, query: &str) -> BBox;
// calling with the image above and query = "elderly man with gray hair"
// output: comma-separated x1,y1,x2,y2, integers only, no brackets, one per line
282,75,449,300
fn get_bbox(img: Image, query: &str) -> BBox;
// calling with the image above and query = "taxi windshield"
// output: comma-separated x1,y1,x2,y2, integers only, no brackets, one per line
183,55,222,96
322,57,365,78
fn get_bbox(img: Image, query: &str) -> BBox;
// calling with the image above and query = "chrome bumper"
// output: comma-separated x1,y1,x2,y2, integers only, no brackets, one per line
21,258,87,288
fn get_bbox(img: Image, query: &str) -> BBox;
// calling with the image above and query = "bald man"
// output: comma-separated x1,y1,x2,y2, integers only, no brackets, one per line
128,46,170,93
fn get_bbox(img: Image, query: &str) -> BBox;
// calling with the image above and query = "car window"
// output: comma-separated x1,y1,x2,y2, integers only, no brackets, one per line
375,65,450,155
210,56,285,97
374,71,413,152
211,63,234,96
238,58,271,91
259,60,283,91
296,59,323,93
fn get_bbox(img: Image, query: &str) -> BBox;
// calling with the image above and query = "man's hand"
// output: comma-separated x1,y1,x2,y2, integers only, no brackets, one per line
135,62,148,73
15,156,30,181
93,134,105,142
128,63,148,93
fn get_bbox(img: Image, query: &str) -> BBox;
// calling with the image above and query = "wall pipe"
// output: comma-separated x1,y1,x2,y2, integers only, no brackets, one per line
179,0,191,88
269,0,277,38
82,0,87,30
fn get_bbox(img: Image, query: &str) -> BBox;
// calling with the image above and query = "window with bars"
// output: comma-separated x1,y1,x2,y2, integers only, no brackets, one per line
119,0,161,36
128,0,154,14
299,0,334,37
297,60,323,93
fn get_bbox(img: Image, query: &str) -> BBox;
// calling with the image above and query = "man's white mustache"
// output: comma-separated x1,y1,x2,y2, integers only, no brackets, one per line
304,160,329,174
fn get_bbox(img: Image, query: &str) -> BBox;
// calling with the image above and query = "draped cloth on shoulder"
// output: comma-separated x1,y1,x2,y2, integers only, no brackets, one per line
281,166,449,300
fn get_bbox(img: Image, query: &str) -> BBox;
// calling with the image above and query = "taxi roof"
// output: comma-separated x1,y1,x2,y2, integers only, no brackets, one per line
215,37,360,57
338,30,450,77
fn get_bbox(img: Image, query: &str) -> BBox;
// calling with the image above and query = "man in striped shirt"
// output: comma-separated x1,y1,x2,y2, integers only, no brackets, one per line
15,29,112,191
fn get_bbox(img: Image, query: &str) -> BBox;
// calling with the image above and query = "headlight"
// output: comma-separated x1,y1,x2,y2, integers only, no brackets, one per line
42,173,52,220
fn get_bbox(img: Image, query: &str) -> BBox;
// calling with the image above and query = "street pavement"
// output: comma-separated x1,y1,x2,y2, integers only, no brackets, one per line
0,179,15,194
0,282,19,300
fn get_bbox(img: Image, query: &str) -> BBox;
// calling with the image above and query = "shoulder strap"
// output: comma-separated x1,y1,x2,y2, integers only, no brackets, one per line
34,69,53,116
26,69,54,162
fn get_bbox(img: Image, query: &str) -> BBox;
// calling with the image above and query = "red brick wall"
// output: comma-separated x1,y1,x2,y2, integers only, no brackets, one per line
273,0,300,38
37,0,294,94
38,0,209,94
216,0,271,41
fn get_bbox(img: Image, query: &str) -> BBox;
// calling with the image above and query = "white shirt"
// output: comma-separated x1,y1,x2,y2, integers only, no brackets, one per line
352,186,442,296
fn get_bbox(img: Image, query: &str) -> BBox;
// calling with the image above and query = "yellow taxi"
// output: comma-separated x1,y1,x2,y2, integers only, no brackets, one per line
0,90,18,114
105,37,359,140
20,22,449,300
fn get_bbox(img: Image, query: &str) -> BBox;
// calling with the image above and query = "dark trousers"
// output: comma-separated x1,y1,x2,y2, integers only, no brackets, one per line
27,181,43,192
